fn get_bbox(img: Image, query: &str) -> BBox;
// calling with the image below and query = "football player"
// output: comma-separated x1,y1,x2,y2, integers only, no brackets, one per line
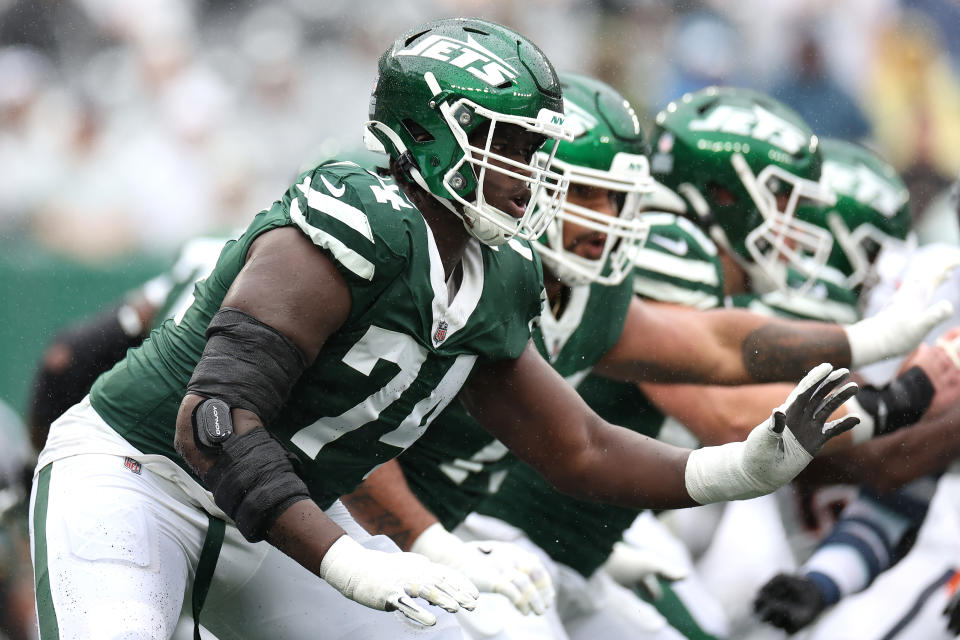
26,22,931,640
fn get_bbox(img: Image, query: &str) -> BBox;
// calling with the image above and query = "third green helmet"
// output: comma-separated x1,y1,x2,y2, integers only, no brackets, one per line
649,86,836,292
797,138,911,290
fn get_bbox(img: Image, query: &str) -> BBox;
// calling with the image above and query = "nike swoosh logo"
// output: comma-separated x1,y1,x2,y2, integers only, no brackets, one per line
650,234,688,256
320,175,346,198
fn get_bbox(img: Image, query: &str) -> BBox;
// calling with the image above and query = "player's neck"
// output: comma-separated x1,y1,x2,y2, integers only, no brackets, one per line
543,270,570,318
402,182,472,281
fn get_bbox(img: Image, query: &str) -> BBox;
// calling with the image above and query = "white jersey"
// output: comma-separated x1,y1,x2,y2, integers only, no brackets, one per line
858,242,960,385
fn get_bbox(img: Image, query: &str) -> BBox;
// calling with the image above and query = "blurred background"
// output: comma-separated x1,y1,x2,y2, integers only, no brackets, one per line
3,0,960,416
1,1,960,637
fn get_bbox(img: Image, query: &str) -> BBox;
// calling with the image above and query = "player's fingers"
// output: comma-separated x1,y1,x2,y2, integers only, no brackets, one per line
492,578,529,615
387,593,437,626
814,381,859,423
823,414,860,438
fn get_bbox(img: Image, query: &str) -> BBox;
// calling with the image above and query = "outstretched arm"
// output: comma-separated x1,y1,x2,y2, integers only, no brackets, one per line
462,342,858,509
594,296,952,386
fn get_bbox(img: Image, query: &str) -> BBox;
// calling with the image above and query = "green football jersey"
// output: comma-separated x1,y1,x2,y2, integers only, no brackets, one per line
90,161,543,508
729,265,860,323
478,214,727,577
632,212,726,310
399,271,635,530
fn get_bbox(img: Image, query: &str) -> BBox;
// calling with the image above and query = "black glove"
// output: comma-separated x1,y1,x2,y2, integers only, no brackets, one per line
943,586,960,635
754,573,827,634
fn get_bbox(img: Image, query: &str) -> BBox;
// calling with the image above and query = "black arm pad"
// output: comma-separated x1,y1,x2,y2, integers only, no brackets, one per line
856,366,935,436
187,308,309,426
204,427,311,542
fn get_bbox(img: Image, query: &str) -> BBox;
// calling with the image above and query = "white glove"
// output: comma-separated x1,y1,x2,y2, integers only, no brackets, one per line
601,541,687,599
844,255,959,368
319,534,479,626
412,523,555,615
685,363,860,504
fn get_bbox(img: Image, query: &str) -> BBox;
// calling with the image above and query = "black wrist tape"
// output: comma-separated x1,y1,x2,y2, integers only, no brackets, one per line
856,366,935,436
204,427,311,542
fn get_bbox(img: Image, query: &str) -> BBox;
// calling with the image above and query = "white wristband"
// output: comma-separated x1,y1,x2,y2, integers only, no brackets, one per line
844,397,875,444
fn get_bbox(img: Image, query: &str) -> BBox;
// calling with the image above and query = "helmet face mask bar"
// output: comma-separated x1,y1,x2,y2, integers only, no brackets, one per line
434,94,571,245
533,72,653,288
538,153,651,286
733,154,837,293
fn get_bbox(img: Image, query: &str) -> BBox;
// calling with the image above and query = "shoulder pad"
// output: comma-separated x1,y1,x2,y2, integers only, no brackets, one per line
285,163,422,282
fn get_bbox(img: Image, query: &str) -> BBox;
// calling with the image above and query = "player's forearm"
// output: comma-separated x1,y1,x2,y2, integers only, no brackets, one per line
341,459,438,551
267,501,349,577
547,419,697,510
736,317,852,383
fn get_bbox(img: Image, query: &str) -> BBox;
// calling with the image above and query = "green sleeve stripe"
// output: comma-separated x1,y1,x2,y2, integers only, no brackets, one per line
32,464,60,639
632,249,720,286
633,277,720,309
290,198,375,281
297,176,374,242
754,291,859,323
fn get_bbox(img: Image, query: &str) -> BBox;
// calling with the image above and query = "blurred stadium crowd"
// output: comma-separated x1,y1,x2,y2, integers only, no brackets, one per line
3,1,960,639
3,0,960,259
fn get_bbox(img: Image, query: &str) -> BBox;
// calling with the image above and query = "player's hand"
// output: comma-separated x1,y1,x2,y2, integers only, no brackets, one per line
319,534,479,626
754,573,827,633
845,258,958,369
685,363,860,504
601,540,687,599
775,363,859,455
900,332,960,420
412,523,554,615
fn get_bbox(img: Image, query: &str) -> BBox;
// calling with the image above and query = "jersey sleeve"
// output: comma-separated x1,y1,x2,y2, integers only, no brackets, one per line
631,213,725,309
281,162,413,318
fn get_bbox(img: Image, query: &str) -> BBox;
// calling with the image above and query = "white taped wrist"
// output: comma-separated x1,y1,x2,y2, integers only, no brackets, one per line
411,523,462,562
319,535,364,597
844,397,875,444
684,417,812,504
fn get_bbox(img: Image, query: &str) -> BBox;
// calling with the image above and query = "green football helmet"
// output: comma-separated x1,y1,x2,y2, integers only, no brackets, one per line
535,72,652,286
365,18,572,246
649,86,836,292
797,138,911,289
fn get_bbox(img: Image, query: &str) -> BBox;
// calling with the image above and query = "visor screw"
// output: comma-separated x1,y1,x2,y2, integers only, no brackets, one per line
429,100,437,109
458,111,472,125
450,174,466,190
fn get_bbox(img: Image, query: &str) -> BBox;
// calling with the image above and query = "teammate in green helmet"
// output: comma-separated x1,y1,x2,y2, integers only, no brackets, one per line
797,138,912,291
649,86,836,293
534,73,651,287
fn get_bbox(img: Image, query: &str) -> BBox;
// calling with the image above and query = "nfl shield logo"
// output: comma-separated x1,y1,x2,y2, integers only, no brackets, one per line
434,321,449,344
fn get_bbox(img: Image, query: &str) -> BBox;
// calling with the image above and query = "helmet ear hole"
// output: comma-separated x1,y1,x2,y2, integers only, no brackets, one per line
401,119,434,143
